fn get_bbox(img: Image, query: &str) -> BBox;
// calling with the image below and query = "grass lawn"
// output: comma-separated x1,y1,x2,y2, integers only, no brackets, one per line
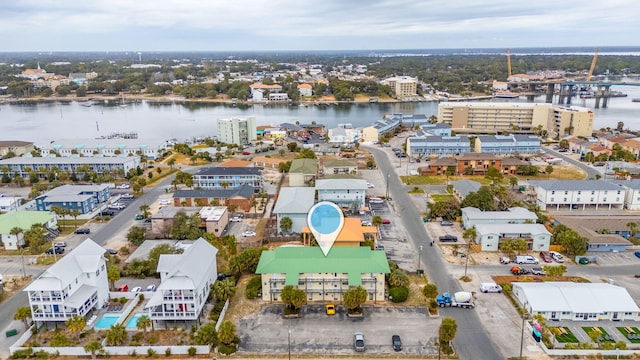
617,327,640,343
551,327,579,343
430,194,453,202
408,186,425,194
582,326,615,342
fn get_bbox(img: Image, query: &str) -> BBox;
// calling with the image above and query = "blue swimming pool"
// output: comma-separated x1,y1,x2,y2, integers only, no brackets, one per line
126,313,143,329
93,314,120,329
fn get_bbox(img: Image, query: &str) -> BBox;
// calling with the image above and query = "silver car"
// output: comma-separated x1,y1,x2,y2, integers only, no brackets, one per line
354,332,365,352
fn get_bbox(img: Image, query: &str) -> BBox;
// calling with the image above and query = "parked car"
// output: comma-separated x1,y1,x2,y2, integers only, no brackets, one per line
242,231,257,237
354,332,365,352
514,255,539,264
366,182,375,188
106,248,118,255
45,247,64,255
361,220,372,227
121,193,134,199
75,228,90,234
550,251,565,263
635,251,640,259
55,242,67,248
108,203,126,210
130,286,142,293
230,217,242,222
158,199,171,205
135,214,144,220
440,221,453,226
439,235,458,242
578,257,590,265
146,284,156,292
530,267,547,276
368,197,384,204
539,251,553,263
499,256,511,264
381,219,391,225
100,210,115,216
118,284,129,292
325,304,336,315
115,184,130,189
480,282,502,293
392,334,402,351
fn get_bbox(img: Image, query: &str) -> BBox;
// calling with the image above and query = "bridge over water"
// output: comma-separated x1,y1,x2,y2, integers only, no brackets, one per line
507,80,640,108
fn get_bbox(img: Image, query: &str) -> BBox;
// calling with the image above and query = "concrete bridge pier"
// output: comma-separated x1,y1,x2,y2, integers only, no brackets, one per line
594,85,611,109
545,84,554,103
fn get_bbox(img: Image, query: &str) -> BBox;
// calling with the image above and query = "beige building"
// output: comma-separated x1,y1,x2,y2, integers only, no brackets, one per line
0,141,34,157
361,126,379,142
438,102,593,138
381,76,417,98
289,158,317,187
323,159,358,175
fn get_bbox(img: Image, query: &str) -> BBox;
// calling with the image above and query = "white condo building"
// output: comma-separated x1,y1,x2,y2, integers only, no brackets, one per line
24,239,109,323
217,117,257,145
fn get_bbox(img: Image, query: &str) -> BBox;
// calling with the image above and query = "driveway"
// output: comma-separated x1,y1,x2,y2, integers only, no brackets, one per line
237,305,437,356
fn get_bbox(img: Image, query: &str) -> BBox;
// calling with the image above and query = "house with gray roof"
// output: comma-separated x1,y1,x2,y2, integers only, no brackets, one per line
512,282,640,322
474,223,551,251
192,166,263,192
316,178,367,210
406,135,471,158
415,123,452,137
462,206,538,229
451,179,482,200
289,158,318,186
24,239,109,323
35,184,110,214
172,184,255,212
529,180,625,211
145,238,218,323
372,115,402,135
273,187,316,233
608,179,640,210
474,134,541,155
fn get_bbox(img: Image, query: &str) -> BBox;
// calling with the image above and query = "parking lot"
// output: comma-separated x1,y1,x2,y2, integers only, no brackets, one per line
237,305,438,356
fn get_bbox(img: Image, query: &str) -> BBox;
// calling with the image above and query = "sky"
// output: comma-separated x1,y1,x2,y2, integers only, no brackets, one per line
1,0,638,52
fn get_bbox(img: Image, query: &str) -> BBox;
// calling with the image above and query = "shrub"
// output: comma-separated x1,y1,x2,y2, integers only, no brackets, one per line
218,343,237,355
10,348,33,359
34,351,49,359
389,286,409,303
131,350,138,357
245,275,262,299
164,348,171,357
120,297,127,304
146,348,156,358
187,347,197,356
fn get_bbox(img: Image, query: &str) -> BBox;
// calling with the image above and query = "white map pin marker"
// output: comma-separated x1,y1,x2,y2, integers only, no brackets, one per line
307,201,344,256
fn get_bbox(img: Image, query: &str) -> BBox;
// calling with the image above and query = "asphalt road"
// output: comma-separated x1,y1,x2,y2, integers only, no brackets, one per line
542,146,601,178
365,145,503,360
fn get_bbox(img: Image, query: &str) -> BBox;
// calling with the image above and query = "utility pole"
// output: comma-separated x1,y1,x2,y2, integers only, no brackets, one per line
288,328,292,360
21,249,26,278
385,173,390,199
417,245,423,273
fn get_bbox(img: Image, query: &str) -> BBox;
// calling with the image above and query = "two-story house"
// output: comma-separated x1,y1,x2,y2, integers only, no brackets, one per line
289,159,318,187
474,224,551,251
315,179,367,210
609,180,640,210
192,167,263,192
24,239,109,323
273,187,316,234
323,159,358,175
0,211,58,250
144,238,218,324
529,180,626,211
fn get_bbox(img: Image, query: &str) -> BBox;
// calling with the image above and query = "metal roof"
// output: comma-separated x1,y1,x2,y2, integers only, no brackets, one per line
528,180,622,191
452,180,482,198
195,166,262,176
273,187,316,214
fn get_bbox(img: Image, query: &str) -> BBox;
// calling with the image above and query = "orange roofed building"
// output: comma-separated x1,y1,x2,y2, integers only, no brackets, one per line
301,217,378,247
217,159,252,167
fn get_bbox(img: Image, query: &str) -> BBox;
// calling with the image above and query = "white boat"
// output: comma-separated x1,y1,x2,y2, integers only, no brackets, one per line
494,91,519,98
119,93,127,108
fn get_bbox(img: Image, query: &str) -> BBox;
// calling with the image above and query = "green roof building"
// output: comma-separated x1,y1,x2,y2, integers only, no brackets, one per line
0,211,58,250
289,158,318,186
256,246,390,304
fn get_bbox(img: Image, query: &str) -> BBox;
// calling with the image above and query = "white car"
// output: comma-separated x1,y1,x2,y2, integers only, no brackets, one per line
242,231,256,237
108,203,126,210
120,193,134,199
145,284,156,292
369,197,384,204
130,286,142,293
158,199,171,205
366,182,375,188
550,251,565,263
230,217,242,222
55,242,67,248
115,184,130,189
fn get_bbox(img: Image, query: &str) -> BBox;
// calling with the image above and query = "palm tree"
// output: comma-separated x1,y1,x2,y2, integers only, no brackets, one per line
627,222,638,239
65,315,87,340
220,181,230,190
105,324,128,346
280,217,293,234
14,306,32,328
212,278,236,302
167,158,176,169
217,320,237,346
139,204,150,219
372,215,383,228
107,265,120,291
84,341,103,360
462,227,477,277
70,209,81,228
136,314,152,333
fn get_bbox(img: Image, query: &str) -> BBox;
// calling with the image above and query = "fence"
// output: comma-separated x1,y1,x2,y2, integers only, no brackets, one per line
215,299,230,331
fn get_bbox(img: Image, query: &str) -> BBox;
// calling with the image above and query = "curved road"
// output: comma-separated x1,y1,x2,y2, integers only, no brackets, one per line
365,146,503,360
543,147,600,178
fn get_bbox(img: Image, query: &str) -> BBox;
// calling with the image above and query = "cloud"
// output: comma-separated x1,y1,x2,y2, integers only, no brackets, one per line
0,0,637,51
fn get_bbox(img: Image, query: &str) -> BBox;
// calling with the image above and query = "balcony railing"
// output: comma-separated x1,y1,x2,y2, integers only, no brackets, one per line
149,311,197,320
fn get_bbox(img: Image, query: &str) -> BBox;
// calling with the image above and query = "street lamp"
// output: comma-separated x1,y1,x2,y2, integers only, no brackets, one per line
288,328,292,360
385,173,390,199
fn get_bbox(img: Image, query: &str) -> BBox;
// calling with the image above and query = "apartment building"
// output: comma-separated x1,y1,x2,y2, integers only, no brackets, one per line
217,117,257,145
462,206,538,229
35,184,110,214
0,156,139,179
145,238,218,323
406,135,471,158
0,140,34,157
438,102,593,137
474,224,551,251
39,138,167,159
24,239,109,323
256,246,389,303
315,178,367,209
529,180,625,211
474,134,541,155
192,166,263,192
380,76,418,97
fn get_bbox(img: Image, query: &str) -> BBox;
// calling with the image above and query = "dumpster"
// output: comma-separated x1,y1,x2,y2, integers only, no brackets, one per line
5,329,18,337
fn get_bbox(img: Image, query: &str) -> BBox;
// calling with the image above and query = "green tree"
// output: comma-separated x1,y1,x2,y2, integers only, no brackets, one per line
70,209,81,228
126,226,147,246
280,285,307,310
193,323,218,346
212,278,236,302
422,283,438,299
105,324,128,346
170,211,203,240
217,320,237,346
427,196,461,220
65,315,87,340
387,269,409,288
371,215,383,228
509,176,518,189
14,306,32,328
499,238,529,256
136,314,151,333
485,166,503,185
545,165,554,179
343,286,368,312
544,265,567,277
461,186,495,211
139,204,150,219
167,158,176,169
439,317,458,355
84,341,102,359
107,265,120,291
279,217,293,234
627,222,638,238
84,341,103,360
555,229,588,256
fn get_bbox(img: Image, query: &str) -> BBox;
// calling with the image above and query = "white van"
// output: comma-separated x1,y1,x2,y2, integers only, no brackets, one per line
480,282,502,293
514,255,539,264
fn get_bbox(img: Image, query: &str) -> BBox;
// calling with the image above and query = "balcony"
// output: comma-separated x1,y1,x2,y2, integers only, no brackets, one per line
149,311,197,320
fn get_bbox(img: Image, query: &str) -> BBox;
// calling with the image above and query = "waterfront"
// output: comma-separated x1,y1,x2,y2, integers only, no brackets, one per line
1,85,640,145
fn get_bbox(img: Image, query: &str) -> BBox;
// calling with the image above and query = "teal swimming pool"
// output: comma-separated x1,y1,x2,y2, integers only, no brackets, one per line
93,314,120,329
126,313,143,329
